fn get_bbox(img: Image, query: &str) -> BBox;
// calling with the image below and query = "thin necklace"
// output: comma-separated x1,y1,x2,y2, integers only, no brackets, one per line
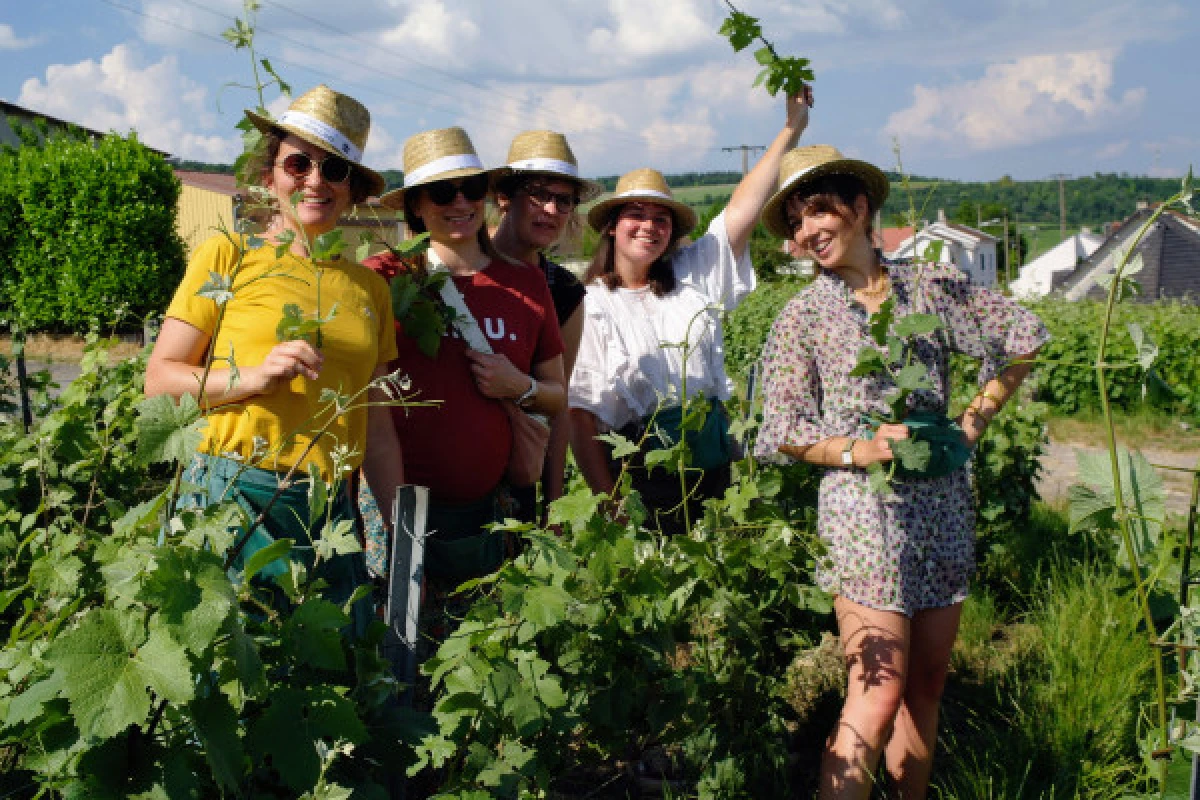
856,272,891,300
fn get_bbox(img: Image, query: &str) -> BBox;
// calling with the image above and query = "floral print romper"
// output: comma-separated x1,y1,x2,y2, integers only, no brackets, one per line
754,260,1049,615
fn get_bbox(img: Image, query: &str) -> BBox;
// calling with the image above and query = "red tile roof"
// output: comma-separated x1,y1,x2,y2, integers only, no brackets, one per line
877,226,913,253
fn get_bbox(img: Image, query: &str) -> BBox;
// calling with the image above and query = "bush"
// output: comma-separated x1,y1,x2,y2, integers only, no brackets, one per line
4,130,186,332
1029,298,1200,421
724,275,807,380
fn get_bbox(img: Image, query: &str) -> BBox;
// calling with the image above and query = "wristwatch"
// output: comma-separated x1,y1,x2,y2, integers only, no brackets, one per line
516,377,538,408
840,438,857,467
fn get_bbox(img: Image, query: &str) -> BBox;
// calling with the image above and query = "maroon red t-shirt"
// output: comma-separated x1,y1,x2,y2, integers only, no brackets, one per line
363,252,564,504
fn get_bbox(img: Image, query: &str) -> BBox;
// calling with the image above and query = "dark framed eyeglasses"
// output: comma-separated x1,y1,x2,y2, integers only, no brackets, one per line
275,151,353,184
424,174,490,205
522,183,579,214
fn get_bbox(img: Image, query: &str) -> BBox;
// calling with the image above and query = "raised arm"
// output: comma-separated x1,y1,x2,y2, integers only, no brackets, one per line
723,87,812,256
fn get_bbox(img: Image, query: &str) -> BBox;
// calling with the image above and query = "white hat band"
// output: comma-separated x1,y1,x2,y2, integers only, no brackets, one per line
278,110,362,163
405,154,485,187
509,157,580,178
614,188,674,202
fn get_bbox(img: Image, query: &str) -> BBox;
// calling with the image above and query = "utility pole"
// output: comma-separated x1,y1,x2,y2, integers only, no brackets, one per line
1002,210,1010,285
1052,173,1070,241
722,144,766,176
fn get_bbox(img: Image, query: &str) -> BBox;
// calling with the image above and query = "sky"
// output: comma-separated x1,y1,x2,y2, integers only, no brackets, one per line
1,0,1196,183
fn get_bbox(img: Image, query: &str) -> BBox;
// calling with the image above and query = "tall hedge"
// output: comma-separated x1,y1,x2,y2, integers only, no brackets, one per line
3,130,185,332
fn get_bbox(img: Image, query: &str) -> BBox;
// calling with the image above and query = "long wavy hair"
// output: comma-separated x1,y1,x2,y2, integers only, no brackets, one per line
583,206,688,296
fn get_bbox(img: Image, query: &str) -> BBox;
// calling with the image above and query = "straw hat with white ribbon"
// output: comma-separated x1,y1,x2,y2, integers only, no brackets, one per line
586,168,697,234
761,145,890,239
378,126,507,210
244,84,386,198
504,130,602,202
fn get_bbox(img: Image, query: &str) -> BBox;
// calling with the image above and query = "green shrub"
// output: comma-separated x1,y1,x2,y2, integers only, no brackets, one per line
6,130,186,332
724,275,807,380
1029,298,1200,420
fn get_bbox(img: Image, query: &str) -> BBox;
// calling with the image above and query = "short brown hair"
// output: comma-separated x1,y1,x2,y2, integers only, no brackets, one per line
785,173,875,240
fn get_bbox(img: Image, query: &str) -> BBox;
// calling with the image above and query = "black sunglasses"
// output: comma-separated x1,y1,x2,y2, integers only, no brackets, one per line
276,151,353,184
424,174,489,205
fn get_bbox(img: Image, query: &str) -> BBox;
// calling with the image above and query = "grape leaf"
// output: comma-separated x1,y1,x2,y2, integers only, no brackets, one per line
892,313,942,339
247,686,367,792
283,599,349,670
189,692,245,791
135,394,206,467
197,271,234,306
45,609,194,740
521,585,572,629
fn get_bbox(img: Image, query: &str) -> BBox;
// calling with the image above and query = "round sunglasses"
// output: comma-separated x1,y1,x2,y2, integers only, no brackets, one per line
423,174,489,205
275,151,353,184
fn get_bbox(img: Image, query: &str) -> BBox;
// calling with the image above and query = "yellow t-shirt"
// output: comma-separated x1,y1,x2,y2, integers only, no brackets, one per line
165,234,399,478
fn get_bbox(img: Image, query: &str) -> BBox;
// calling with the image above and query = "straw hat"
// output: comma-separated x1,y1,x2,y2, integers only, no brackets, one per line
761,145,890,239
244,84,386,198
586,168,697,233
378,126,507,210
504,130,603,202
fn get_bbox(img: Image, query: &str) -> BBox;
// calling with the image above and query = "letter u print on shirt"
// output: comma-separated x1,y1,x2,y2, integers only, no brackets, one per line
484,317,518,342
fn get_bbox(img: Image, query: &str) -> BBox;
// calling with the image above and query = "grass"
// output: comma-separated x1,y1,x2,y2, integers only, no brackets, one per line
1047,407,1200,454
929,560,1155,799
0,333,144,363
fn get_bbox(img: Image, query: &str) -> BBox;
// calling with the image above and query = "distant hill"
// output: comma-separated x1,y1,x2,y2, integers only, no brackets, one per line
170,158,1181,228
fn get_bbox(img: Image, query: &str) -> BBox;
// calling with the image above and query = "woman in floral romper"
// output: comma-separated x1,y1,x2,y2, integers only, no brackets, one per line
754,146,1048,799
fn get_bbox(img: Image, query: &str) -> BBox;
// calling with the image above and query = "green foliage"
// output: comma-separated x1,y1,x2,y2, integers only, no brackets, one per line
1030,298,1200,420
724,276,808,380
718,1,814,96
413,435,831,796
3,130,186,332
0,339,421,796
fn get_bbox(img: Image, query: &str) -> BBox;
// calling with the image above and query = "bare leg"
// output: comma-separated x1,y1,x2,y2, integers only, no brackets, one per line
818,597,911,800
883,602,962,799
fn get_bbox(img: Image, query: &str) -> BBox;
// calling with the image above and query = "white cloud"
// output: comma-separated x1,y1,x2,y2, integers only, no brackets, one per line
0,23,41,50
18,44,239,163
884,50,1146,153
586,0,713,63
378,0,481,59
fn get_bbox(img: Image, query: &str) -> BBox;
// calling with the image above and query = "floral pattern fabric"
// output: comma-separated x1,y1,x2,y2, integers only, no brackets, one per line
754,260,1049,615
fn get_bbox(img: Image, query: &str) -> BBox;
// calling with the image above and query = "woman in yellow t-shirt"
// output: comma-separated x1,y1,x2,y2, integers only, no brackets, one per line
145,86,403,630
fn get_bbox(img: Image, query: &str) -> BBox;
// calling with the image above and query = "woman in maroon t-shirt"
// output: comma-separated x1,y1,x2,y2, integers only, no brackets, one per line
362,127,565,585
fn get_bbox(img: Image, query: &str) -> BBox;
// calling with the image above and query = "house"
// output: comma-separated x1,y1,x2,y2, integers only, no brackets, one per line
1009,229,1105,298
174,170,405,256
1,99,168,156
1058,205,1200,302
887,210,1000,286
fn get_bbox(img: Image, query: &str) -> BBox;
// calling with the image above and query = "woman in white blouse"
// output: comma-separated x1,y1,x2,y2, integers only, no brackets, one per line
569,90,811,534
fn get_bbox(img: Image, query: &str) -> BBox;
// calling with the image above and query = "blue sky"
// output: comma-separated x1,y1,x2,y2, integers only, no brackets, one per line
1,0,1195,182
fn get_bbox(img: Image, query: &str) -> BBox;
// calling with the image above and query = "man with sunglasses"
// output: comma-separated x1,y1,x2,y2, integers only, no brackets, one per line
492,131,604,514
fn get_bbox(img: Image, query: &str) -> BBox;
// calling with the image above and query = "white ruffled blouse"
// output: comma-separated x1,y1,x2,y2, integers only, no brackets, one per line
568,211,754,430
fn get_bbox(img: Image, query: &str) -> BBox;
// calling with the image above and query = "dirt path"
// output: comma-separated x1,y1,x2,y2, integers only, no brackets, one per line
1037,440,1198,520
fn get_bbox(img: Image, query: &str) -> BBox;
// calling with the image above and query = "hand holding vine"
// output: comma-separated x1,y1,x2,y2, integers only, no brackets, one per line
247,339,323,394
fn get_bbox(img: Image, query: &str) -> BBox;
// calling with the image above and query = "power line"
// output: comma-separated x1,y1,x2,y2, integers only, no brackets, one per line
200,0,653,152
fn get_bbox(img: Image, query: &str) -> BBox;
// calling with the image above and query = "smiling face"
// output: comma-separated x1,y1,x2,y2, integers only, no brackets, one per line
611,201,674,269
785,190,872,271
504,178,579,252
265,134,353,239
409,176,488,245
